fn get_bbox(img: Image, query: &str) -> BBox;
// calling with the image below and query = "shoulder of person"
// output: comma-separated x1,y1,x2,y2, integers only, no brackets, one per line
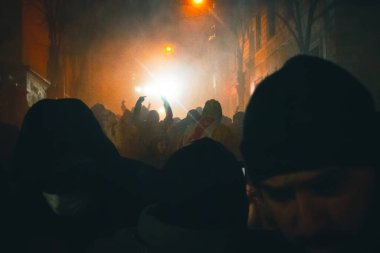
88,227,148,253
241,229,305,253
212,123,233,139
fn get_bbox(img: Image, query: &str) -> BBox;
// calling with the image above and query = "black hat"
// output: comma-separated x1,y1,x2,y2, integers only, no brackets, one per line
157,138,248,229
241,55,378,183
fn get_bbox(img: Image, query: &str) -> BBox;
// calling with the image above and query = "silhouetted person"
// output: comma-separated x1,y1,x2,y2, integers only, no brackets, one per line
221,115,233,127
91,103,118,144
9,99,160,253
90,138,249,253
182,99,233,152
230,111,245,160
167,109,201,155
121,100,127,113
241,55,380,253
114,109,141,159
133,96,173,167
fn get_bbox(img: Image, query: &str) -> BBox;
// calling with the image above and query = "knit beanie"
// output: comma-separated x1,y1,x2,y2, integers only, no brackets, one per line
157,138,248,229
241,55,378,183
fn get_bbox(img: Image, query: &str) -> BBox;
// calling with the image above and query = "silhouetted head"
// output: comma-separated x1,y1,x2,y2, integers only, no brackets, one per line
11,99,119,193
91,103,106,114
120,109,132,125
241,55,379,252
196,106,203,115
91,103,117,127
147,110,160,125
186,109,201,123
242,55,377,181
201,99,222,123
157,138,248,230
233,111,245,126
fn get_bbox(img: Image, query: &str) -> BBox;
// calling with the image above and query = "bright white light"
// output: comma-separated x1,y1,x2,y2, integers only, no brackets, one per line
152,72,181,100
135,86,142,93
143,85,156,95
158,107,165,115
134,62,190,102
136,73,181,100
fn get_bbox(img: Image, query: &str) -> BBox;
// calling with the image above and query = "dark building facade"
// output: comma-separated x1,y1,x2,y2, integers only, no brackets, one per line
0,0,22,65
0,65,50,127
242,0,380,108
0,0,49,127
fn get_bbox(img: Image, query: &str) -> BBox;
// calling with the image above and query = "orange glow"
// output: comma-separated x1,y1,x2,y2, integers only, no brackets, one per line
182,0,210,18
22,0,49,78
193,0,204,5
164,45,173,54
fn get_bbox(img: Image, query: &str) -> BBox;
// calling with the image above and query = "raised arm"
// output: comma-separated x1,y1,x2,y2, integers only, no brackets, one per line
133,96,146,122
161,96,173,128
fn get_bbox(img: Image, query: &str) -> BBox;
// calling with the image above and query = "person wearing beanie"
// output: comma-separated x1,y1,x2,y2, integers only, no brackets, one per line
241,55,380,253
90,138,250,253
90,139,300,253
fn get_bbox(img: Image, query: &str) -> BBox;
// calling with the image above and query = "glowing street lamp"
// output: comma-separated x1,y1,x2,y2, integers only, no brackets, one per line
164,45,174,59
192,0,204,5
164,45,173,55
182,0,210,17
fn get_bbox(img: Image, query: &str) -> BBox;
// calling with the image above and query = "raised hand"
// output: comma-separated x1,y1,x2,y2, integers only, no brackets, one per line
137,96,146,104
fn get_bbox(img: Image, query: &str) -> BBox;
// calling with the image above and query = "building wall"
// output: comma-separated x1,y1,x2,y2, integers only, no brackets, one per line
244,0,380,108
0,0,22,65
0,0,52,127
21,0,49,78
247,1,326,89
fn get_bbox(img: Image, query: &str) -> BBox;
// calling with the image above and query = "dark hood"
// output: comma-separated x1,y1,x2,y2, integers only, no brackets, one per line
10,99,120,191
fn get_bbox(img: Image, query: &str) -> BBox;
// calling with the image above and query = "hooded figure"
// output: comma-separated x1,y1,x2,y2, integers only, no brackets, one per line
182,99,233,152
9,99,160,253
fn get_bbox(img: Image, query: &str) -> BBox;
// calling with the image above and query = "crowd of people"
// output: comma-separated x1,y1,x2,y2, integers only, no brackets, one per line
91,95,244,167
0,55,379,253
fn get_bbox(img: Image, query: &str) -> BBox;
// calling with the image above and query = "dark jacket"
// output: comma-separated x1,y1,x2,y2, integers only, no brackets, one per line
9,99,161,253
